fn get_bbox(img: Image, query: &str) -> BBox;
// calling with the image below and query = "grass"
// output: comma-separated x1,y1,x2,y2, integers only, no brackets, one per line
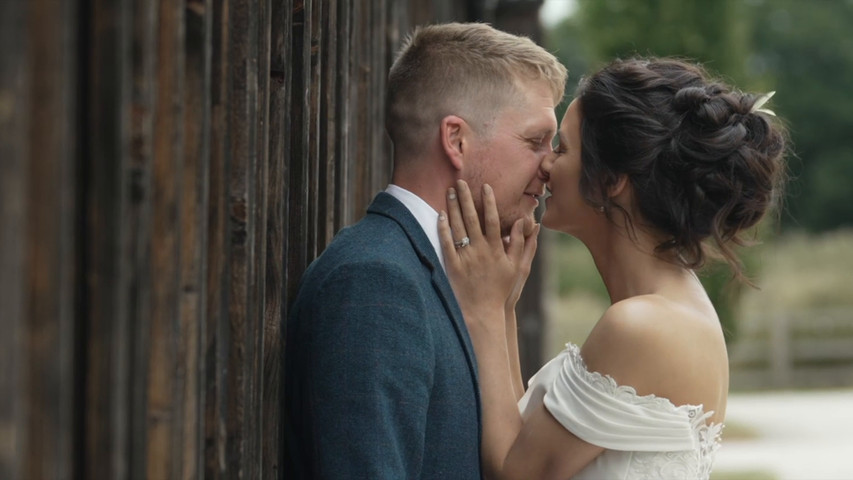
544,228,853,350
719,420,761,441
710,470,778,480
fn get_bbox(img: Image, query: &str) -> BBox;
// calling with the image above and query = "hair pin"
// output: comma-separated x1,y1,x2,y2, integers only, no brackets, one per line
751,91,776,116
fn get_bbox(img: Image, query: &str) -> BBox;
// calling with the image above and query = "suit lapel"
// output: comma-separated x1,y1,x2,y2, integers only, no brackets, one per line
367,193,481,387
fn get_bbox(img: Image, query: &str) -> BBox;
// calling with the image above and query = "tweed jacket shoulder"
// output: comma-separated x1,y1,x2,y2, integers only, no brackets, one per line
284,192,482,479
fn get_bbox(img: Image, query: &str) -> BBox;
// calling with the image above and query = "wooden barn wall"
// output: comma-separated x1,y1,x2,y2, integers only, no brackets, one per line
0,0,545,478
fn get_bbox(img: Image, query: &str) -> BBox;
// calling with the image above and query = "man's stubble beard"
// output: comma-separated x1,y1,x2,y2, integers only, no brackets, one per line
464,170,524,238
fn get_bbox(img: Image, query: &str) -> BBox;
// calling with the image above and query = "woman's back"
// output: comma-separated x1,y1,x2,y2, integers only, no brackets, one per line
518,284,728,479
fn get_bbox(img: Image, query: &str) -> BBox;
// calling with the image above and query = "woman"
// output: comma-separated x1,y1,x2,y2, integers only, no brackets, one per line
438,58,787,479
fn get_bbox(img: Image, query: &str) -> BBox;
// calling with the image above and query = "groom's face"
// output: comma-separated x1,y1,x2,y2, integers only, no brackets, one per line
464,80,557,235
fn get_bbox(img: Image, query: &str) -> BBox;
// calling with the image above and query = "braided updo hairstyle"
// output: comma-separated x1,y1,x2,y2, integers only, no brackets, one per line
576,58,787,279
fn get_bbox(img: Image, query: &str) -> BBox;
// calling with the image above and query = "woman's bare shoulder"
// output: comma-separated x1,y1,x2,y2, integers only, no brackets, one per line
580,294,726,403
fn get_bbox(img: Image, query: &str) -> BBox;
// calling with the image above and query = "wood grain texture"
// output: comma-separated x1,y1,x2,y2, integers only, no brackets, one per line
1,1,547,478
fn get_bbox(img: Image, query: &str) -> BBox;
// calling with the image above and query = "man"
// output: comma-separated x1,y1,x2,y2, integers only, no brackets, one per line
284,23,566,479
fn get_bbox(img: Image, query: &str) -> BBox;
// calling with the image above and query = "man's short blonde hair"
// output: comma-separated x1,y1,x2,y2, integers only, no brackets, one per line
386,23,567,155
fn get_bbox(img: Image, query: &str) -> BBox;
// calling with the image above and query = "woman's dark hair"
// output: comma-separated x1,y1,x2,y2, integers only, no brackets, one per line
576,57,787,280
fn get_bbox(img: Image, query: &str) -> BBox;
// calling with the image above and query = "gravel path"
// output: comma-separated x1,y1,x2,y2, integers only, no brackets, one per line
713,388,853,480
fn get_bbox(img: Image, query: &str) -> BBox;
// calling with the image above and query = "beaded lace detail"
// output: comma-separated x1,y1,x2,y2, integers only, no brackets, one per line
563,343,723,480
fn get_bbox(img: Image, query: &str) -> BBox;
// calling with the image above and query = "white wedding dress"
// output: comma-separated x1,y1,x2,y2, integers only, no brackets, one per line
518,343,723,479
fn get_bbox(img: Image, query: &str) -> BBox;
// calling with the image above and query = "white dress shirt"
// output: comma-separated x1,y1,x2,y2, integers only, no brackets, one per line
385,184,445,271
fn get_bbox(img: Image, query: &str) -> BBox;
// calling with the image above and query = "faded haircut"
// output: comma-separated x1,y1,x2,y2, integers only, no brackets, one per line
386,22,567,156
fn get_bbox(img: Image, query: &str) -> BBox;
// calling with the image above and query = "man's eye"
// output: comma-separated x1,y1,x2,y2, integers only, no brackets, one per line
528,137,549,150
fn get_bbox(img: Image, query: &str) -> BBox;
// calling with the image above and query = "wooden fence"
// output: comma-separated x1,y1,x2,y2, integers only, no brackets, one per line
729,307,853,389
0,0,546,478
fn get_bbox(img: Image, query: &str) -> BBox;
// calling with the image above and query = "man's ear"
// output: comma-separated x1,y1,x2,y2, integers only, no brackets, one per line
440,115,468,171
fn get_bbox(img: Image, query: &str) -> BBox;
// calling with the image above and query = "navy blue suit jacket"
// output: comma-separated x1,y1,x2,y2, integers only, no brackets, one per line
284,192,483,479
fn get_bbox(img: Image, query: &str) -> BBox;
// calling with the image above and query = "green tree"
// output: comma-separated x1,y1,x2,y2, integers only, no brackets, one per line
747,0,853,231
576,0,751,82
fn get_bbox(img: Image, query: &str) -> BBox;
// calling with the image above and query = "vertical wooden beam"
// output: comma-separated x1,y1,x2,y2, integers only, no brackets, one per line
351,1,370,215
204,0,231,476
263,0,288,477
24,0,78,472
127,0,157,477
252,0,271,476
334,0,353,228
285,0,310,304
181,0,212,478
226,0,260,476
0,1,29,478
306,0,321,258
145,0,186,477
318,0,338,246
370,0,391,196
85,0,134,477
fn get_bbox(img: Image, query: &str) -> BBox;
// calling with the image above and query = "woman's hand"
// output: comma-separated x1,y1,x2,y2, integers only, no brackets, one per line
438,180,540,330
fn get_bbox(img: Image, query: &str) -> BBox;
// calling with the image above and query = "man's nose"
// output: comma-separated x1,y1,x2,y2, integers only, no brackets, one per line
538,156,552,182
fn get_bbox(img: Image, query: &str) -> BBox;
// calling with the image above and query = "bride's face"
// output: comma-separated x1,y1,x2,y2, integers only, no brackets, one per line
540,99,599,235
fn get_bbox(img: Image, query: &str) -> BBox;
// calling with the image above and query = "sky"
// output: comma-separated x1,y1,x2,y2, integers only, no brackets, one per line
539,0,577,28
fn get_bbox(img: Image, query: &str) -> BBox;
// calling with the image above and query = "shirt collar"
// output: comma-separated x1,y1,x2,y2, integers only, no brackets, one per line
384,184,445,271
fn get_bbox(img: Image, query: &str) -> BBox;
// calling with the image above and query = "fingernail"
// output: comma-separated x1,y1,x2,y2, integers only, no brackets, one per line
448,188,457,200
439,211,446,221
484,184,492,195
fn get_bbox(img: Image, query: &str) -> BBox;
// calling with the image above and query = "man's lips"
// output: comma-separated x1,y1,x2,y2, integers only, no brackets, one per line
524,192,542,203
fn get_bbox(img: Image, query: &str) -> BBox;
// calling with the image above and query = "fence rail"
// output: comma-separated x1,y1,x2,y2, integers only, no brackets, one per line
729,307,853,389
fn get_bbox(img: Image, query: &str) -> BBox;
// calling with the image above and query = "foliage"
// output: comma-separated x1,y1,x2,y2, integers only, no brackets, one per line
547,0,853,232
746,0,853,231
542,15,590,120
574,0,751,82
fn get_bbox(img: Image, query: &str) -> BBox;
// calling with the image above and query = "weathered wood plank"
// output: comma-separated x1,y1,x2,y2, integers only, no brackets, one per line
352,1,370,216
263,0,288,477
318,0,338,246
85,0,134,477
24,0,77,463
0,0,28,475
146,0,187,477
181,0,212,478
334,0,353,229
203,0,232,478
127,0,158,478
226,0,261,476
2,2,554,479
285,0,310,305
306,0,321,259
251,0,271,476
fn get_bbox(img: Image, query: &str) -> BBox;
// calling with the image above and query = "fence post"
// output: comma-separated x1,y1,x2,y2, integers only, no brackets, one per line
769,312,791,388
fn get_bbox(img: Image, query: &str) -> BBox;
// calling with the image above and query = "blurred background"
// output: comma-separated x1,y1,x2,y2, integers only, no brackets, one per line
538,1,853,479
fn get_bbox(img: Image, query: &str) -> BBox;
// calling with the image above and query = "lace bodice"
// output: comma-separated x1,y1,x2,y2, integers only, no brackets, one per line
518,343,723,480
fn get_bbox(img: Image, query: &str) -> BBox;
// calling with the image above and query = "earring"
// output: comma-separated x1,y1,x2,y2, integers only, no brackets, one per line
598,205,606,213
